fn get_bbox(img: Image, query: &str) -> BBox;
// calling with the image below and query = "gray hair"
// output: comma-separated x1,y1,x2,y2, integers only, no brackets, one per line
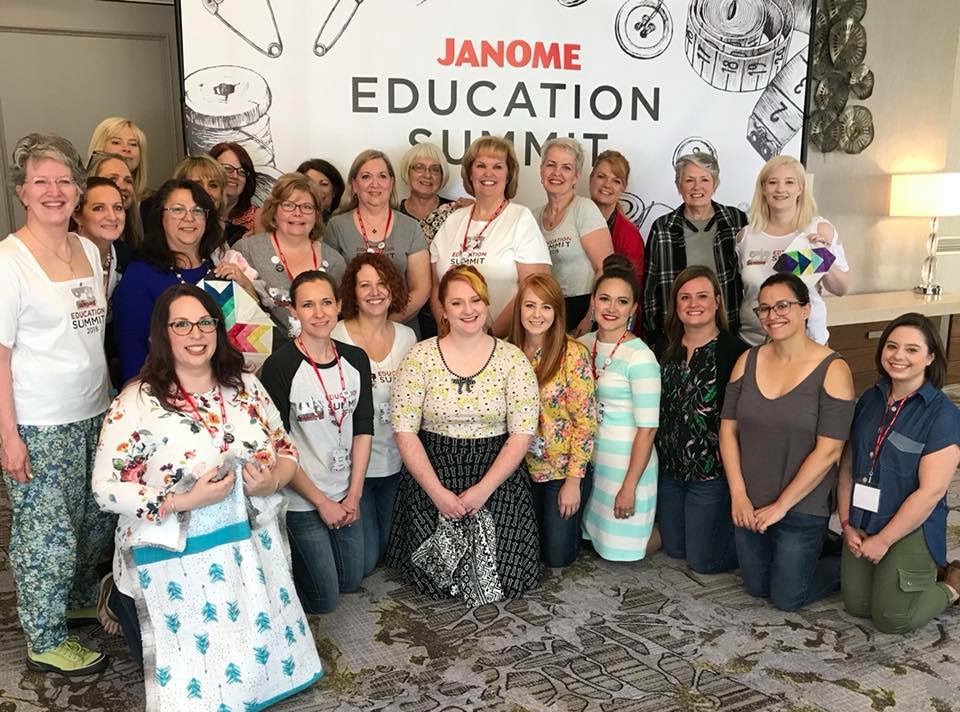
399,142,450,190
541,137,585,175
674,152,720,189
10,133,86,188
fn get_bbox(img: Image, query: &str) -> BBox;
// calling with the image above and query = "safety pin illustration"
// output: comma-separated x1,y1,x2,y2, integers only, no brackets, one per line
203,0,283,58
315,0,364,57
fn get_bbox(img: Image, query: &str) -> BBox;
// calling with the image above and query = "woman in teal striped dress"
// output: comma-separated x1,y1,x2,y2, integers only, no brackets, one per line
579,255,661,560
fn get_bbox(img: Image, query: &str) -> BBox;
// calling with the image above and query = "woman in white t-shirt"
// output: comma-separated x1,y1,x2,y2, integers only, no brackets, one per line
533,138,613,335
430,136,551,337
737,156,850,346
332,253,417,574
0,133,114,676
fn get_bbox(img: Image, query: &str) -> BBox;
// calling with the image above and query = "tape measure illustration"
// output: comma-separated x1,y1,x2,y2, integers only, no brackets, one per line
184,65,281,205
685,0,795,92
745,49,807,160
202,0,283,58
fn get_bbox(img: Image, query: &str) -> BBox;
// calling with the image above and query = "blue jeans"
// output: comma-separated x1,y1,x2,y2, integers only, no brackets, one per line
531,469,593,568
286,509,365,614
735,509,840,611
360,473,400,576
109,584,143,668
658,475,737,574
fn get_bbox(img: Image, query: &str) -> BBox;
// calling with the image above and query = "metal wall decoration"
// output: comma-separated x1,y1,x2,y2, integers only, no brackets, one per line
809,0,874,154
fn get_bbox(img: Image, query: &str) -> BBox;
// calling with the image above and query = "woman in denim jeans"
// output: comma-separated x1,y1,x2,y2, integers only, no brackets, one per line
719,273,854,611
838,313,960,632
655,266,747,573
508,273,598,568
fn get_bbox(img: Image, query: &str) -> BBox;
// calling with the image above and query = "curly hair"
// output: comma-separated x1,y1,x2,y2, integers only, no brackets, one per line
339,252,410,319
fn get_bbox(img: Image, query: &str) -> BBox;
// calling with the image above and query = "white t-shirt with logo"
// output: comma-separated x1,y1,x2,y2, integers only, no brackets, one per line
737,216,849,346
533,195,608,298
331,321,416,479
0,234,109,425
430,202,551,321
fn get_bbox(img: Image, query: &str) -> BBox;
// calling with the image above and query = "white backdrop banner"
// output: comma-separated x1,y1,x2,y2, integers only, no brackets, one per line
179,0,813,232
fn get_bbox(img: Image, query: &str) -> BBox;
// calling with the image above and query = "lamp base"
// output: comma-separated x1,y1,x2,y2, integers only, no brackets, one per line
914,284,942,296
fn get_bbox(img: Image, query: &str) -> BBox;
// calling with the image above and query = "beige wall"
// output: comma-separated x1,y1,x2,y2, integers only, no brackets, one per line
807,1,960,294
0,0,182,234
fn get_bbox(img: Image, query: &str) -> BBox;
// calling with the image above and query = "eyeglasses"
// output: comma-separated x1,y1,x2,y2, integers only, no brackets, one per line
752,300,803,319
280,201,316,215
411,163,443,176
163,205,208,220
28,177,76,189
220,164,248,177
168,317,219,335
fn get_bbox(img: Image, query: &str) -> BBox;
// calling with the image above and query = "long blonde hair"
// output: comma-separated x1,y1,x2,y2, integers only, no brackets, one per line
508,273,568,386
747,155,816,233
88,117,149,199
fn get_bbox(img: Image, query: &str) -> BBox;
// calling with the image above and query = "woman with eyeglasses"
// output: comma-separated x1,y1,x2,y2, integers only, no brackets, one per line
1,133,114,676
86,151,144,249
93,284,324,706
720,273,855,611
211,142,261,236
234,173,347,342
324,149,430,337
737,156,850,346
113,178,244,382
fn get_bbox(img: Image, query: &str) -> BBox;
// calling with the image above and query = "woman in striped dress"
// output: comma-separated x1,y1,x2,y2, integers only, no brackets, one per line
579,255,661,560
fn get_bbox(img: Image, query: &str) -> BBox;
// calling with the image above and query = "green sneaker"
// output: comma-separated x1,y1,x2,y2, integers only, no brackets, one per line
26,637,108,676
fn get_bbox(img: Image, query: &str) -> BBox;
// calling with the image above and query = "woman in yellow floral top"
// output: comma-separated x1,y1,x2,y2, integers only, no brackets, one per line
385,265,541,603
91,285,315,687
508,273,597,567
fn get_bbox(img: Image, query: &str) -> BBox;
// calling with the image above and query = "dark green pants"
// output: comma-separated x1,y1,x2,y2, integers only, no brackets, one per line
841,528,952,634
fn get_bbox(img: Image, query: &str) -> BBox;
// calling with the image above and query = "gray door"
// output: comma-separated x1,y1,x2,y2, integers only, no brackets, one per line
0,0,182,235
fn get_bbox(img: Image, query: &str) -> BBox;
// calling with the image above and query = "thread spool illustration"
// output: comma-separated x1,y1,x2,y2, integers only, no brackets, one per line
615,0,673,60
672,136,718,167
745,50,807,160
685,0,794,92
315,0,364,57
619,192,672,230
202,0,283,58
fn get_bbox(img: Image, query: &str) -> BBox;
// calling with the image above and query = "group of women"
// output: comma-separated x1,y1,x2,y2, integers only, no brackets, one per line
1,119,959,711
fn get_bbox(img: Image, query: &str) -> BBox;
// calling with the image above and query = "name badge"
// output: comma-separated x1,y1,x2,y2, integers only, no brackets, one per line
529,436,546,458
597,402,606,424
379,401,391,425
330,447,351,472
852,482,881,513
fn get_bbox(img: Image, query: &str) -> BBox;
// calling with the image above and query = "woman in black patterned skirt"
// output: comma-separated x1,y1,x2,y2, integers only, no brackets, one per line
385,265,541,603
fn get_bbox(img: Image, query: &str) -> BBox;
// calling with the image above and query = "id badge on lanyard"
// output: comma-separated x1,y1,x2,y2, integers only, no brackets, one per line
855,395,909,514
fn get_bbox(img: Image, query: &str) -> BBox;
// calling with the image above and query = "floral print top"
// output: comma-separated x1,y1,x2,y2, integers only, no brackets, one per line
391,337,539,439
92,372,298,595
525,339,598,482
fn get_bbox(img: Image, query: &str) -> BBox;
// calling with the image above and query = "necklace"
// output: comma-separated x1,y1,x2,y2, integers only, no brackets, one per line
356,209,393,252
272,233,319,276
24,226,77,279
437,338,496,395
461,199,507,252
176,383,233,453
590,330,629,380
172,259,209,284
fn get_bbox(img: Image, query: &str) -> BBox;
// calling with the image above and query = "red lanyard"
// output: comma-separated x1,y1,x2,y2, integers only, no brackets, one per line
177,383,231,453
356,209,393,253
271,233,317,279
867,394,911,477
461,199,507,252
590,330,628,380
297,338,348,434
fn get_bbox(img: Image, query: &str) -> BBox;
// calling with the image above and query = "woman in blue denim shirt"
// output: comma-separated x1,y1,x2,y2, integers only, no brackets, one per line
838,313,960,633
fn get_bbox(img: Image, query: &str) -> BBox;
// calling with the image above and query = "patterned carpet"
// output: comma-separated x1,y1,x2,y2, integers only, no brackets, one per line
1,455,959,709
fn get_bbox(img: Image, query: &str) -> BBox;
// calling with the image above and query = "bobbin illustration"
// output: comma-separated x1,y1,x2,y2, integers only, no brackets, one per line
315,0,364,57
745,49,807,160
184,65,280,204
615,0,674,60
685,0,795,92
672,136,718,167
202,0,283,58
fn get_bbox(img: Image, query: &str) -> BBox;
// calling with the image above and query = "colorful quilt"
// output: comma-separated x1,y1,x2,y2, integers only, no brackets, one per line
201,279,274,370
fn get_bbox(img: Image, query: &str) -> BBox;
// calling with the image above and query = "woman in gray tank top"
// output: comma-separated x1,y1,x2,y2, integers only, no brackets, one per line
719,273,855,611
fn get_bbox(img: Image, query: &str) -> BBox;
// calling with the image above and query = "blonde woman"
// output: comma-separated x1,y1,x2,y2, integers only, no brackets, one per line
737,156,850,346
87,117,149,199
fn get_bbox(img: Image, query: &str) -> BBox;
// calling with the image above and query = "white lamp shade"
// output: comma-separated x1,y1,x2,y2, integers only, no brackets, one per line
889,172,960,217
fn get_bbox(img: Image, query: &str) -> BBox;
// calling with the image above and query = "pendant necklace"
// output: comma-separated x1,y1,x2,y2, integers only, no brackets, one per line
591,329,629,380
437,338,496,395
357,209,392,253
461,199,507,252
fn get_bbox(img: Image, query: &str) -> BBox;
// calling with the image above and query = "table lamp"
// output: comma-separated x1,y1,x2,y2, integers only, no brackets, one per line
889,172,960,295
